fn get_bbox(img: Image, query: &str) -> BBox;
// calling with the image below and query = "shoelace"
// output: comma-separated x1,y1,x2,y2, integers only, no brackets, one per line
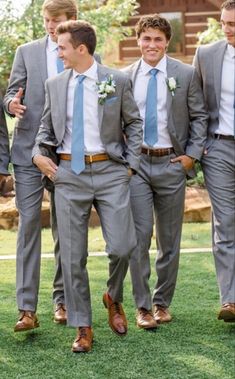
77,327,88,341
139,308,151,316
111,302,122,315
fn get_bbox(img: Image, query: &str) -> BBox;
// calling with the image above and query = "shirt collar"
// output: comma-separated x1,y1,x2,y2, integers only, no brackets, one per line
140,55,167,76
47,35,58,52
73,59,98,81
227,43,235,59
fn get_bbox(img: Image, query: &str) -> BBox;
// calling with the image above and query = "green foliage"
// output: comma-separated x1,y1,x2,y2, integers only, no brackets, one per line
187,162,205,187
0,0,139,93
197,18,225,45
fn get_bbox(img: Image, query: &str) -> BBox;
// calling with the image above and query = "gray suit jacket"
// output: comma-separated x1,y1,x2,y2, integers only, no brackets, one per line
32,64,143,172
124,57,208,162
193,39,227,135
0,98,10,175
3,36,101,167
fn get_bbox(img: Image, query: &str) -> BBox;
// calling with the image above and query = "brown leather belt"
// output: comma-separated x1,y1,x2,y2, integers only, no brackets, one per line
59,153,110,164
212,134,234,141
141,147,174,157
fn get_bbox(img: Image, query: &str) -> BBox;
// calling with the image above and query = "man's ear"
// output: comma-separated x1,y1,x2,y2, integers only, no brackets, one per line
77,44,87,54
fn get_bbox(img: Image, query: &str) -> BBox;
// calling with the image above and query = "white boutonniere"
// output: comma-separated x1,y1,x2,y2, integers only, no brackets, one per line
166,77,179,96
97,74,116,105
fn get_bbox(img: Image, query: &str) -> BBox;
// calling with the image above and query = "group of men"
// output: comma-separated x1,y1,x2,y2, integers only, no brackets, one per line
0,0,234,353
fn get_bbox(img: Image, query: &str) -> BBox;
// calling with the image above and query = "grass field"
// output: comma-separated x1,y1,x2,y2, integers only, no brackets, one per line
0,253,234,379
0,222,212,256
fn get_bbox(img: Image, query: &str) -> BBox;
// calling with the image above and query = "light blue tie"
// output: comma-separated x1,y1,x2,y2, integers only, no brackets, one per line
144,68,158,146
56,48,64,73
71,75,86,174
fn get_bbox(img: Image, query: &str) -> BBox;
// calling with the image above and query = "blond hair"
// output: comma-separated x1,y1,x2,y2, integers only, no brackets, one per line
42,0,78,19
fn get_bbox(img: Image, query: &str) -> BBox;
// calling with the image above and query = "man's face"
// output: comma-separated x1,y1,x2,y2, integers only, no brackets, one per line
137,27,169,66
220,8,235,47
58,32,79,69
43,11,69,42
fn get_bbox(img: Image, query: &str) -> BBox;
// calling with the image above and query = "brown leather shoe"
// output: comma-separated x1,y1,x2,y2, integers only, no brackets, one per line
54,303,67,324
72,327,93,353
153,305,172,323
14,311,40,332
136,308,158,329
218,303,235,322
103,292,127,336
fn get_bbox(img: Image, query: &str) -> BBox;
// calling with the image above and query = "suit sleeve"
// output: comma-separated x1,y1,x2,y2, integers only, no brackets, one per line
32,81,58,159
121,76,143,171
0,100,10,175
185,67,208,160
3,46,27,116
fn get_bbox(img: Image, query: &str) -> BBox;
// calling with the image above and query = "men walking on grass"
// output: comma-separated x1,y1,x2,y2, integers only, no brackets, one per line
193,0,235,322
3,0,79,331
124,14,208,327
33,20,142,352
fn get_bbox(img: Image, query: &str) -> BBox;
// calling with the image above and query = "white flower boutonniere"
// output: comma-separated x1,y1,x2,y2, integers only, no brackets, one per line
97,74,116,105
166,77,179,96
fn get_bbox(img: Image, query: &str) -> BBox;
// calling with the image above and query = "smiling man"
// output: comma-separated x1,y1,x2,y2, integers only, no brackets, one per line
193,0,235,322
124,14,208,328
3,0,80,332
32,20,142,353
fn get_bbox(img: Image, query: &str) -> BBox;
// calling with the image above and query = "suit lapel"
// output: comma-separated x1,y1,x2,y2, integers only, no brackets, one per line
213,41,227,109
56,70,72,132
166,56,177,115
97,64,107,129
36,36,48,83
130,60,141,87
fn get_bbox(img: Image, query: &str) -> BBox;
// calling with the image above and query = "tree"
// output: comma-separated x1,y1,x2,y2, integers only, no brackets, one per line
197,17,224,45
0,0,139,94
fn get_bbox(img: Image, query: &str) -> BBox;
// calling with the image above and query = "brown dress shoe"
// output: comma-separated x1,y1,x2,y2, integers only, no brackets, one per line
136,308,158,329
14,311,40,332
153,305,172,323
218,303,235,322
54,303,67,324
72,327,93,353
103,292,127,336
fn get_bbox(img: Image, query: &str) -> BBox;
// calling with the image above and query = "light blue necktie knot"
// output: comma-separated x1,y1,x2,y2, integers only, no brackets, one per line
144,68,159,146
71,75,86,174
149,68,158,77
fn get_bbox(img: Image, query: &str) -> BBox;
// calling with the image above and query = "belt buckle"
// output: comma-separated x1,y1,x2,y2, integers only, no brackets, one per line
87,155,93,163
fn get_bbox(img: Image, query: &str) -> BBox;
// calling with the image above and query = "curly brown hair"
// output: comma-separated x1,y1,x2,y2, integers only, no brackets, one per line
135,14,172,41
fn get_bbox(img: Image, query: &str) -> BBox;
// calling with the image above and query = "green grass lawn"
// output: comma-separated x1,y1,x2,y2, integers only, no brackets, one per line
0,254,234,379
0,222,211,256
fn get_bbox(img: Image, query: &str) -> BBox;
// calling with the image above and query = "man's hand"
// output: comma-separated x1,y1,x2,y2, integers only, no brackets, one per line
33,155,58,182
171,155,195,171
9,87,27,118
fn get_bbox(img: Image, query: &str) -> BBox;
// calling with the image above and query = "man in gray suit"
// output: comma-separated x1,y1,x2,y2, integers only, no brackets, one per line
33,20,142,353
3,0,80,331
124,14,208,328
193,0,235,322
0,98,10,191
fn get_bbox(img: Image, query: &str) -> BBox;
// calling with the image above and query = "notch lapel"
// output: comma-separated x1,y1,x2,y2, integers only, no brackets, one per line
97,64,106,130
166,57,176,116
213,41,227,109
56,70,72,139
36,36,48,83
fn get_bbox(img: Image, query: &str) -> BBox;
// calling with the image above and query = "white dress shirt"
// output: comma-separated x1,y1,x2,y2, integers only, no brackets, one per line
216,44,235,135
57,60,105,154
46,36,59,78
133,57,172,148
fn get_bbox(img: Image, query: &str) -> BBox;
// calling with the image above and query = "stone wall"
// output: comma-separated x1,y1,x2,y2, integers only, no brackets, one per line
0,186,211,230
